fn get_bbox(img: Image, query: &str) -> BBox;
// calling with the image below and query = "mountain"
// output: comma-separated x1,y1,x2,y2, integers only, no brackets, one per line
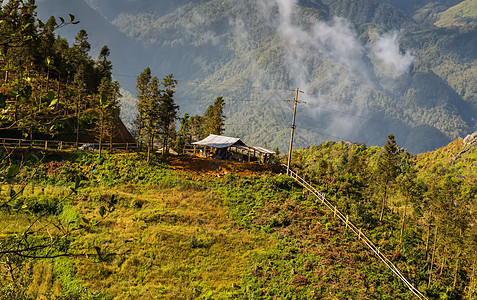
35,0,477,153
435,0,477,27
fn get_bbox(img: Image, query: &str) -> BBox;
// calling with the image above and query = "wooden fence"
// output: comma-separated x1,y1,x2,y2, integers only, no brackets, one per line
286,167,427,300
0,138,138,152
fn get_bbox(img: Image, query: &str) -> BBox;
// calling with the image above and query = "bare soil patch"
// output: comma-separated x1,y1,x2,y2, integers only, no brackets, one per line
168,155,282,176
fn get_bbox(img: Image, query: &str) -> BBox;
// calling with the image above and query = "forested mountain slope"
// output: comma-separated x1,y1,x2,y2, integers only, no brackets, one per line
36,0,477,153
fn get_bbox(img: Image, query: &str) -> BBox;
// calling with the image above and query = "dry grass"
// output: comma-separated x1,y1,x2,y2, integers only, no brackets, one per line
63,184,274,299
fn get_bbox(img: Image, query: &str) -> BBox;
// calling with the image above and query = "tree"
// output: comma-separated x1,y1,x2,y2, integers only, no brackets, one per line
97,77,121,156
175,113,191,154
73,64,86,148
144,76,161,162
95,45,112,83
374,134,399,221
135,71,178,161
135,67,152,150
203,96,225,136
396,159,422,243
157,74,178,156
189,115,204,141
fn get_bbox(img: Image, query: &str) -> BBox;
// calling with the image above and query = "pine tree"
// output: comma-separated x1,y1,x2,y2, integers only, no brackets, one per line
375,134,399,222
175,113,191,154
135,67,151,150
203,96,225,136
189,115,204,141
157,74,178,156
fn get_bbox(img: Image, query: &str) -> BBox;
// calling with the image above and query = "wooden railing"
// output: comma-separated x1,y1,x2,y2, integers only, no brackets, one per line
0,138,138,152
286,167,427,300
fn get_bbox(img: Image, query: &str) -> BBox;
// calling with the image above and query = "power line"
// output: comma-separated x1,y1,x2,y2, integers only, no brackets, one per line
175,98,289,103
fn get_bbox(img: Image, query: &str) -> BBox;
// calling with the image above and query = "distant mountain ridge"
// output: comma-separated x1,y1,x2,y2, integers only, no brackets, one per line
36,0,477,153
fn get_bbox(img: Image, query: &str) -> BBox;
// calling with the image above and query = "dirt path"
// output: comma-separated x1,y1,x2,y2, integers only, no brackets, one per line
168,155,282,176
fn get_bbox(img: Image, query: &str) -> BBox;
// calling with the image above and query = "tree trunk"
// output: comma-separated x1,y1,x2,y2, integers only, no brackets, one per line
400,201,407,243
428,226,438,287
75,95,80,149
453,256,460,291
425,224,430,261
99,109,103,158
379,185,387,222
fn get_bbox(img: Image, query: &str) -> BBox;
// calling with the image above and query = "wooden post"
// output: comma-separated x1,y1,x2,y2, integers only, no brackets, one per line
44,140,48,150
287,88,302,174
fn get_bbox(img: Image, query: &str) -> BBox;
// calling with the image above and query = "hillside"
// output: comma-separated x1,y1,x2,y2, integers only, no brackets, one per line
34,0,477,154
435,0,477,27
1,133,476,299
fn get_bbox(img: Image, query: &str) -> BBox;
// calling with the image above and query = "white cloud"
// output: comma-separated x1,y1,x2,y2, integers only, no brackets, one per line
371,32,415,78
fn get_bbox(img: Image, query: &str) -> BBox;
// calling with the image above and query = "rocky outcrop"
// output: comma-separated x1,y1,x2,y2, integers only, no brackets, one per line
452,132,477,162
463,132,477,148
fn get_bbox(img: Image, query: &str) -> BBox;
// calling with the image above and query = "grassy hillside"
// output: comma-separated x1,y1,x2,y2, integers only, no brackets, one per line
435,0,477,27
1,134,476,299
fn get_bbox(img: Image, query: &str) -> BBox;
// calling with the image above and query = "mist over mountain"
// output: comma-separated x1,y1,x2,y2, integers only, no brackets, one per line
36,0,477,153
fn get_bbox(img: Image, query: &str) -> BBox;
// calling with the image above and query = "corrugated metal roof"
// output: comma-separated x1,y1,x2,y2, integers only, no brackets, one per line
192,134,246,148
192,134,275,155
251,146,276,154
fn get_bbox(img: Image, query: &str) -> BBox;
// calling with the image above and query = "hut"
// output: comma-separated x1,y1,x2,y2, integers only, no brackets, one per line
191,134,275,163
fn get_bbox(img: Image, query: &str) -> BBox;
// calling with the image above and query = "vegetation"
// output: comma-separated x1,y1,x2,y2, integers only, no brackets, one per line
135,68,179,162
435,0,477,27
1,134,476,299
108,0,477,153
1,1,476,299
0,0,121,146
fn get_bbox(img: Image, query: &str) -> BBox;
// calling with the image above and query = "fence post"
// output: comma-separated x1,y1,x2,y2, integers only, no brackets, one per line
44,141,48,150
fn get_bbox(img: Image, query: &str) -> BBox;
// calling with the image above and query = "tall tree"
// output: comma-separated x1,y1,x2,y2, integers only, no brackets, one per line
144,76,161,162
135,67,151,150
95,45,112,83
374,134,399,222
97,77,121,156
157,74,178,156
203,96,225,136
189,115,204,141
175,113,191,155
396,159,422,243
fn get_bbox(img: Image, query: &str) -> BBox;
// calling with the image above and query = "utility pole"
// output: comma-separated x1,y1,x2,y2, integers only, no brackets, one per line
287,88,304,174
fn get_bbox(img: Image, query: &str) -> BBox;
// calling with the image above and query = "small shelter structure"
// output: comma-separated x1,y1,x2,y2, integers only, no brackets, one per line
190,134,275,163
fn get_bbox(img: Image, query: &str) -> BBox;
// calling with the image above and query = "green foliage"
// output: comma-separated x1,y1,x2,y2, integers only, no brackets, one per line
135,70,179,160
0,1,121,143
2,136,476,298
